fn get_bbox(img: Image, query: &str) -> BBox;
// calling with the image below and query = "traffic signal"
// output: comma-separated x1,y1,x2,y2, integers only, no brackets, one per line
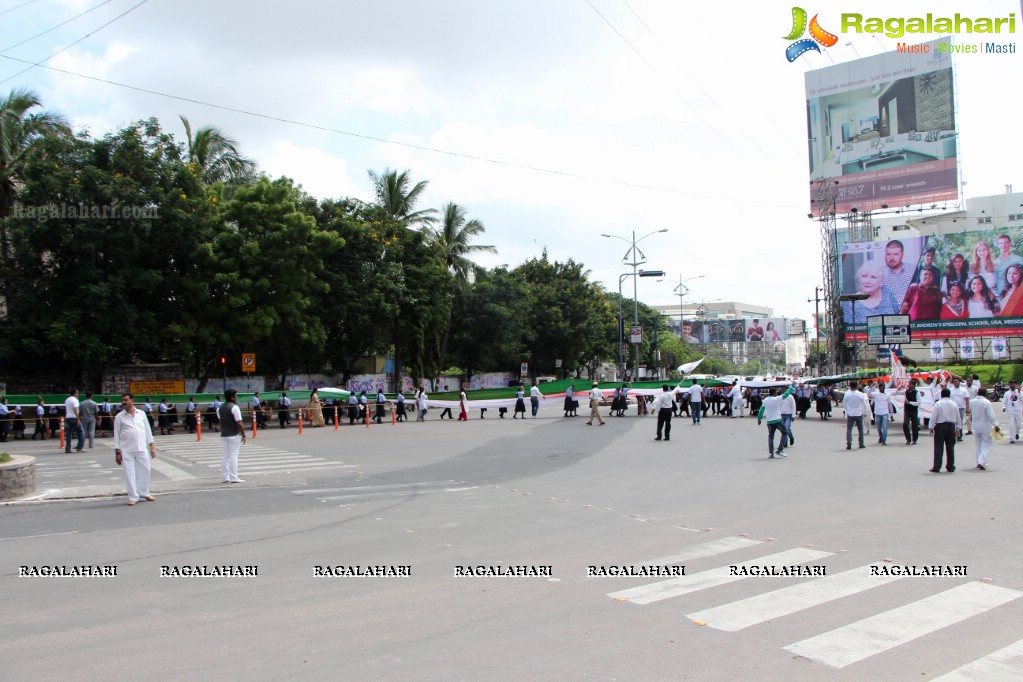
221,356,226,365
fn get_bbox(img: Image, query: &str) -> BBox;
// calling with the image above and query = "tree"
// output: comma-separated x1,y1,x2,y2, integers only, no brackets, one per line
367,168,437,228
429,201,496,372
179,115,257,186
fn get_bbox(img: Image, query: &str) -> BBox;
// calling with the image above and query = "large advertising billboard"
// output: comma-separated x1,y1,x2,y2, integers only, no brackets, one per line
840,226,1023,340
681,318,789,344
806,38,958,215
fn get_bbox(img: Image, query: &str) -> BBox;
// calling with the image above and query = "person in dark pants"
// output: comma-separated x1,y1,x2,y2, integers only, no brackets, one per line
929,388,961,472
652,385,674,441
348,393,359,425
903,379,920,445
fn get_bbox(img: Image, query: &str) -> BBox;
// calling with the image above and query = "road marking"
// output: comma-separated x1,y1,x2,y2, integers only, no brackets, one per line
642,536,763,566
687,564,902,631
931,638,1023,681
783,582,1023,668
608,547,832,605
150,457,196,481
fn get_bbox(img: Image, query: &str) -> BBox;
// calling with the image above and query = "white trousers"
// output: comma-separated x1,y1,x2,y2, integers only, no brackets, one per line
974,424,994,466
1008,411,1023,441
221,435,241,482
732,397,743,416
122,450,151,501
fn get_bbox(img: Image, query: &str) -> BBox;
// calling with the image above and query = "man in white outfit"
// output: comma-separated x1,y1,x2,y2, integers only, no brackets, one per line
964,376,980,434
1003,381,1022,442
969,388,998,470
949,378,970,442
218,389,247,483
113,393,156,506
843,382,872,449
728,381,744,418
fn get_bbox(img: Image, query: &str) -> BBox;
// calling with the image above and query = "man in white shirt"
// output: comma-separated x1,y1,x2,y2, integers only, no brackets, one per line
964,376,980,435
652,384,675,441
1002,381,1022,442
728,381,744,418
113,393,156,505
842,382,871,450
969,388,998,470
218,389,247,484
930,388,962,472
871,383,895,445
529,381,545,418
688,381,704,425
64,389,84,453
586,382,606,426
779,389,796,448
948,378,971,442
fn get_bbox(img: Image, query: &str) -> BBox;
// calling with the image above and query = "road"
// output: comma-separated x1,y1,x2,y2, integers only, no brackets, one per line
3,405,1022,680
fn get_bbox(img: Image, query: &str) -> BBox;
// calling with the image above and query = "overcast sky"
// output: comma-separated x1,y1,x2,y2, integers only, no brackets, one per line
4,0,1020,321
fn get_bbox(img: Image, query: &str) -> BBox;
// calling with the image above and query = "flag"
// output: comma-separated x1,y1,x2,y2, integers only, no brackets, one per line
991,338,1008,359
677,358,704,375
890,352,908,391
960,338,975,360
929,340,944,361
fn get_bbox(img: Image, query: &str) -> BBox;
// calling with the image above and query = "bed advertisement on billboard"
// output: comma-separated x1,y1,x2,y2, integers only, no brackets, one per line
806,38,958,215
840,226,1023,340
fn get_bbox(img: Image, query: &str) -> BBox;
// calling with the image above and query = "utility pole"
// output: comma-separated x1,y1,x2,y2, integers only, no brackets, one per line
808,286,823,376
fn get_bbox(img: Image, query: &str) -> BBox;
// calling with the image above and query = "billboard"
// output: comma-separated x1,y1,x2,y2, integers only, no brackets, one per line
681,318,788,344
840,226,1023,340
806,38,958,215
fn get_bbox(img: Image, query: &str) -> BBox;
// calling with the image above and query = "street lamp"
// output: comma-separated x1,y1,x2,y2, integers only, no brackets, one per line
616,269,666,381
603,229,668,380
671,274,705,338
839,293,868,375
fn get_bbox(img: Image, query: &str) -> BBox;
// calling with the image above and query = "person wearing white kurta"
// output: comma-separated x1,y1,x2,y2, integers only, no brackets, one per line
949,379,970,441
964,378,980,434
113,394,156,505
728,382,744,418
1003,382,1022,442
969,389,997,469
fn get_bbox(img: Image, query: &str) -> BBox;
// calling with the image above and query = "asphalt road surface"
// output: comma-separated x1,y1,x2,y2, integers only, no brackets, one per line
4,405,1023,680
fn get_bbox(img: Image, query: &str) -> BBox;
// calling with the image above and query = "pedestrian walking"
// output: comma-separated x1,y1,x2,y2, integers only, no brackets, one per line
1003,381,1022,442
0,398,9,443
970,388,997,470
758,387,794,458
513,384,527,419
417,387,429,421
31,399,48,440
185,396,198,434
903,379,921,445
728,381,744,418
278,392,292,428
348,392,360,424
930,388,961,472
779,388,796,447
63,389,85,452
113,393,156,506
652,384,674,441
843,382,871,450
688,381,704,425
586,382,605,426
871,383,895,445
458,388,469,421
530,380,545,418
949,378,970,442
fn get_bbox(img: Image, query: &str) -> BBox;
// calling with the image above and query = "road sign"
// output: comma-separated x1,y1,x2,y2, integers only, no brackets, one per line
866,315,911,344
242,352,256,373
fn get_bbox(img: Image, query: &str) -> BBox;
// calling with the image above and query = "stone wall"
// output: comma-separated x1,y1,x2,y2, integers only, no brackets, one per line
914,70,954,132
0,455,36,500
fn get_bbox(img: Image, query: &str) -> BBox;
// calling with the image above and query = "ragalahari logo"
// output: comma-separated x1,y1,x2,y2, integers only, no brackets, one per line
784,7,838,62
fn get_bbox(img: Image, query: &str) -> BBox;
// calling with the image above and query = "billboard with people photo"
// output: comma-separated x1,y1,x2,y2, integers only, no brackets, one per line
840,227,1023,339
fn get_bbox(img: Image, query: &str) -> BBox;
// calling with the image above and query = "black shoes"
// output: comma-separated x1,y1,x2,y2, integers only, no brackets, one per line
929,468,940,472
976,464,986,470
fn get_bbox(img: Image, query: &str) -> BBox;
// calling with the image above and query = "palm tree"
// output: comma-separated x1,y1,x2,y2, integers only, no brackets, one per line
179,115,256,185
429,201,497,372
0,87,71,219
367,168,437,228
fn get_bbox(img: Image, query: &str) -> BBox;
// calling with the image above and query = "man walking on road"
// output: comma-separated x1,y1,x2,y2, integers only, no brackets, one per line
688,381,704,425
218,389,247,484
758,386,794,458
530,381,545,418
586,382,605,426
79,392,99,449
843,382,871,450
653,384,674,441
64,389,84,453
969,388,998,470
871,383,895,445
113,393,156,506
930,388,961,473
1003,381,1022,442
903,379,921,444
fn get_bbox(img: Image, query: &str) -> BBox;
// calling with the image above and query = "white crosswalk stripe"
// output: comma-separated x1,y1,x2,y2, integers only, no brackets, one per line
687,563,903,631
292,482,478,504
931,638,1023,681
608,547,832,605
599,537,1023,677
783,582,1023,668
157,442,354,476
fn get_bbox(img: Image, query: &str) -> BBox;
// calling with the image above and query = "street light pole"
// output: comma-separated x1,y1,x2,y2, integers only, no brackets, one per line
808,286,823,377
603,229,667,381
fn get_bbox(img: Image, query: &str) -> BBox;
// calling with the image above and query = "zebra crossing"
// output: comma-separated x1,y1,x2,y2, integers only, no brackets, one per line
604,535,1023,676
292,481,479,505
157,441,356,477
33,459,124,485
